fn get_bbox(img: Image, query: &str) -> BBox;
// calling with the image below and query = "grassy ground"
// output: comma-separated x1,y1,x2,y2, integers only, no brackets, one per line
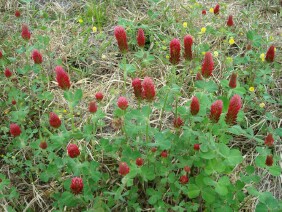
0,0,281,211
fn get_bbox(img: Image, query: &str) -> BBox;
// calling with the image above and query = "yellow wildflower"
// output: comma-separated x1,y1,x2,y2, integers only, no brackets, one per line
166,55,169,59
201,27,206,34
63,110,67,113
229,37,235,45
183,22,188,28
92,26,97,33
260,53,265,62
269,36,274,41
213,51,219,57
209,8,214,13
226,57,233,63
249,87,255,92
78,18,83,23
162,46,167,50
201,51,206,55
259,103,265,108
101,54,106,59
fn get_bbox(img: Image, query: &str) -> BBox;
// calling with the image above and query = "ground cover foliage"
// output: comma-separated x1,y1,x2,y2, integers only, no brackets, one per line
0,0,282,211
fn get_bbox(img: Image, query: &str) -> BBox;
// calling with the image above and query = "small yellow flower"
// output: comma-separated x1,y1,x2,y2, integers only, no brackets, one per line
229,37,235,45
166,55,169,59
249,87,255,92
183,22,188,28
201,27,206,34
190,70,193,74
201,51,206,55
63,110,67,113
101,54,106,59
269,36,274,41
162,46,167,50
78,18,83,23
92,26,97,33
240,32,244,36
226,57,233,63
12,156,15,159
259,103,265,108
209,8,214,13
162,40,166,44
260,53,265,62
274,47,277,52
213,51,219,57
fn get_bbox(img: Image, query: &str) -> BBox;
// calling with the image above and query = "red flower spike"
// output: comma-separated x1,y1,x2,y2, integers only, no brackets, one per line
142,77,156,101
196,72,203,81
119,162,130,176
214,4,220,15
67,144,80,158
184,166,191,173
49,112,61,128
136,158,144,167
201,52,214,78
21,24,31,40
227,15,234,27
5,68,12,78
161,150,168,158
265,155,273,166
89,101,97,113
32,49,43,64
151,147,157,153
12,100,16,105
184,35,193,60
132,78,142,99
209,100,223,123
229,73,237,88
10,123,21,137
117,96,128,110
15,10,20,17
202,10,207,15
225,95,242,125
265,45,275,62
179,175,189,184
190,96,200,115
39,141,47,149
0,51,3,59
194,144,200,151
137,28,145,48
114,26,128,53
264,134,274,147
173,117,184,128
169,38,181,65
95,92,103,101
54,66,71,90
70,177,83,194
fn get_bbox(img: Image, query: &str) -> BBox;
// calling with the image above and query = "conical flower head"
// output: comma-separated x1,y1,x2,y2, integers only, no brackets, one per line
184,35,193,60
264,134,274,147
39,141,48,149
5,68,12,78
132,78,142,99
55,66,71,90
190,96,200,115
179,175,189,184
227,15,234,26
32,49,43,64
173,117,184,128
49,112,61,128
201,52,214,78
136,158,144,166
265,155,273,166
229,73,237,88
114,26,128,53
214,4,220,15
117,96,128,110
119,162,130,176
209,100,223,123
196,72,203,81
0,51,3,59
67,144,80,158
70,177,83,194
265,45,275,62
137,28,145,48
225,95,242,125
21,24,31,40
15,10,20,17
95,92,103,101
142,77,156,101
89,101,97,113
169,38,181,65
10,123,21,137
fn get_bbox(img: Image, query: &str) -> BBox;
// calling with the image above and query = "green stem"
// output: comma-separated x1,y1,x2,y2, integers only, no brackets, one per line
159,89,169,131
122,55,127,95
146,104,151,142
69,104,75,132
